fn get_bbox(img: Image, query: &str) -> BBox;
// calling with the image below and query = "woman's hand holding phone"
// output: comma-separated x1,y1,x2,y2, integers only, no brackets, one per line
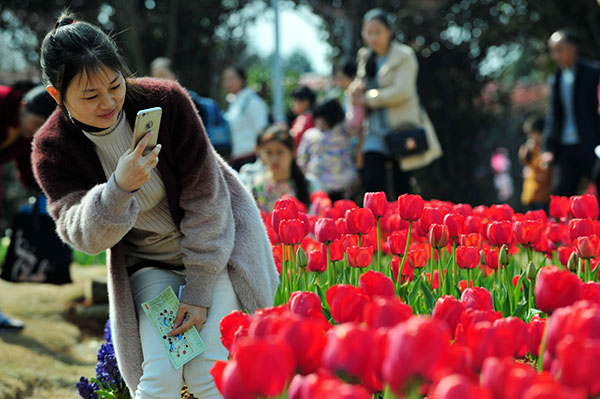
114,130,162,192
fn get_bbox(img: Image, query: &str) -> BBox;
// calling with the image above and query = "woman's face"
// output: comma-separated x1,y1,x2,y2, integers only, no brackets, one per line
362,19,392,56
259,140,293,180
53,65,126,129
223,68,244,95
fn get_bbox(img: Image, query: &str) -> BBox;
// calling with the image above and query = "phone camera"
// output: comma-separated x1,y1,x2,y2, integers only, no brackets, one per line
146,121,154,130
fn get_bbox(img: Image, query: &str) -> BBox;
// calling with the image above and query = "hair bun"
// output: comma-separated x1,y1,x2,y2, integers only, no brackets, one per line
54,14,76,30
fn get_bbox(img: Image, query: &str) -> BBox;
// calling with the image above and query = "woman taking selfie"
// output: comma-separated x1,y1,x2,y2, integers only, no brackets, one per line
351,8,442,197
32,12,278,399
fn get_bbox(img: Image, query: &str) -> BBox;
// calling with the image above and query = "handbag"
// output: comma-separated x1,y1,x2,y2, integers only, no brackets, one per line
385,126,428,157
1,197,72,284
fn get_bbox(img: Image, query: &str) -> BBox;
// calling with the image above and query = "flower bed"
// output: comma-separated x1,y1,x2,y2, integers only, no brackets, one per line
80,192,600,399
212,192,600,399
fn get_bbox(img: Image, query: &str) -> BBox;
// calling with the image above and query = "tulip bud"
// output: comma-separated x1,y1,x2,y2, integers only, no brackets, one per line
568,251,580,272
499,244,510,265
526,261,537,280
296,246,308,269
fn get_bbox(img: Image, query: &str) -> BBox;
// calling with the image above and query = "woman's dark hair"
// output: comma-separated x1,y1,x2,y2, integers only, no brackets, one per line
40,11,140,112
334,59,357,79
523,115,545,135
225,65,247,84
313,99,345,129
257,125,310,207
290,86,316,108
363,8,395,78
555,28,582,47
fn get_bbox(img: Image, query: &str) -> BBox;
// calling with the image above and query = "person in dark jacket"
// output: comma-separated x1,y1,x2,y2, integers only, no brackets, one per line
541,29,600,196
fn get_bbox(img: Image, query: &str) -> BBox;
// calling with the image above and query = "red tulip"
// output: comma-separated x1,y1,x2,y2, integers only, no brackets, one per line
407,247,428,269
534,266,583,314
483,247,499,269
346,245,374,268
522,376,587,399
288,373,372,399
524,209,548,222
315,218,338,243
493,316,529,358
334,199,358,215
459,233,482,249
326,284,369,324
444,213,464,239
388,230,409,255
363,296,413,328
550,195,571,219
219,310,251,352
465,215,483,234
398,194,424,221
465,321,500,370
429,223,450,249
547,222,568,245
453,203,473,217
461,287,493,311
527,314,546,356
418,206,444,236
281,317,327,375
358,270,395,299
335,218,347,236
345,208,375,235
556,335,600,396
279,219,306,244
434,374,493,399
363,191,387,218
575,235,600,259
308,249,327,273
272,207,295,238
570,194,599,220
322,323,376,382
490,203,514,221
339,233,359,250
487,221,514,246
454,308,502,345
569,218,594,241
217,336,295,397
582,281,600,305
390,256,414,283
328,240,344,261
481,357,536,399
557,246,576,267
288,291,331,330
382,316,451,392
432,295,466,338
382,213,402,233
514,220,544,246
456,246,480,269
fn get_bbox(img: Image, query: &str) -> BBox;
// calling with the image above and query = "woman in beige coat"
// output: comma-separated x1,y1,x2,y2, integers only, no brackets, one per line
351,8,442,197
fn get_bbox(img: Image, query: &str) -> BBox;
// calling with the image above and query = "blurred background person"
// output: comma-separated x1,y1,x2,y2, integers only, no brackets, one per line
297,98,358,201
541,29,600,197
351,8,442,198
240,125,317,212
0,84,57,333
222,65,269,171
289,85,316,147
150,57,232,161
519,115,552,211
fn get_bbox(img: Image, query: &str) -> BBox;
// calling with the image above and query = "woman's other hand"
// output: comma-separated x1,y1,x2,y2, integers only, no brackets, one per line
168,302,209,336
114,131,161,192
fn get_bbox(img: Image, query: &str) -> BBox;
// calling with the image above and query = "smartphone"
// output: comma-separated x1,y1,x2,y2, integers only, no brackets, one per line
132,107,162,156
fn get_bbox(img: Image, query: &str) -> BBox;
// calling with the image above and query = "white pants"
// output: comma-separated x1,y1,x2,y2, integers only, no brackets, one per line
130,267,241,399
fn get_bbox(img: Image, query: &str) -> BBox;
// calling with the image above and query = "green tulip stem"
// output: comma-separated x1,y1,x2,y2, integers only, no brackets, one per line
438,249,444,293
430,245,435,291
467,268,472,289
376,218,382,273
396,221,413,292
529,276,535,311
326,243,332,288
537,314,550,372
452,241,457,293
586,258,592,282
281,243,288,300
